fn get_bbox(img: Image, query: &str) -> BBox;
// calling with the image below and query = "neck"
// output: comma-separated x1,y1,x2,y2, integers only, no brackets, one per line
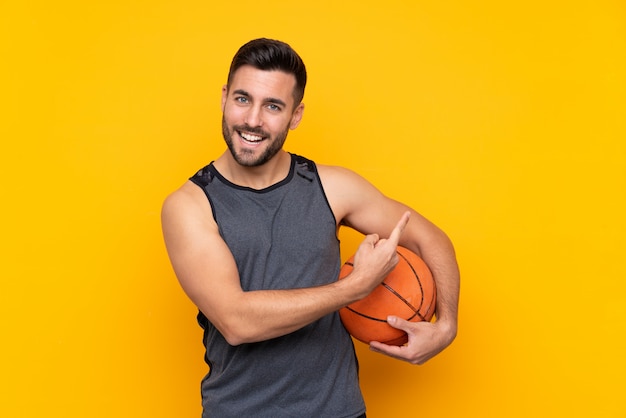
214,150,291,189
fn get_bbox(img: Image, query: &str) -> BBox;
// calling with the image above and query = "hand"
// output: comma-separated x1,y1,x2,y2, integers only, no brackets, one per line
349,212,411,298
368,316,457,365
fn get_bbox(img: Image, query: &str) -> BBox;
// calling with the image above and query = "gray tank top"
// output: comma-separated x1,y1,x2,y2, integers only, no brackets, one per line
189,153,365,418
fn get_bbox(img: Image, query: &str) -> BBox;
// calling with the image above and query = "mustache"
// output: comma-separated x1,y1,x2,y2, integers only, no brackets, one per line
233,124,270,138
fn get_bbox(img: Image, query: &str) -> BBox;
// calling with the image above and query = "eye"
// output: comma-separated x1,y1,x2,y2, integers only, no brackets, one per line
267,103,281,112
235,96,249,104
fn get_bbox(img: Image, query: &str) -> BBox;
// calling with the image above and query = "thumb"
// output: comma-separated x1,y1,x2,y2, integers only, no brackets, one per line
387,315,410,331
362,233,380,247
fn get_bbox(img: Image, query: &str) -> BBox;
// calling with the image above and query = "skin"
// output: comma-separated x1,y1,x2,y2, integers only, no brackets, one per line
161,65,459,365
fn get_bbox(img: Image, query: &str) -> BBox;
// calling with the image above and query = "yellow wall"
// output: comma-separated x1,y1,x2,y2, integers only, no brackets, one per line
2,1,625,417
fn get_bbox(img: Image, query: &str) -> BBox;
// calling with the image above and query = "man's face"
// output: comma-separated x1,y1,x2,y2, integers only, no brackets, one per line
221,65,304,167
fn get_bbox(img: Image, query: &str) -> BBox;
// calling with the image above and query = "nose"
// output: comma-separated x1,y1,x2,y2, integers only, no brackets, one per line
244,105,263,127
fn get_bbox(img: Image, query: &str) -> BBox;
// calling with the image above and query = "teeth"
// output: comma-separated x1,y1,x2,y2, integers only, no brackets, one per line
240,132,263,142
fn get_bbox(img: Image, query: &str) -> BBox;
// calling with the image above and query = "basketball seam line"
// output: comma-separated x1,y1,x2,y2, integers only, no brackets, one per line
343,251,434,322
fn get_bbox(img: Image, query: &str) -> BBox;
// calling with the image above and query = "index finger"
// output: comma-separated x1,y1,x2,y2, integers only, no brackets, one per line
387,211,411,245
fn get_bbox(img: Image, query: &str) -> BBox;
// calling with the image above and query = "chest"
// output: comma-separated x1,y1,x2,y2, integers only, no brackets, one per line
209,179,340,290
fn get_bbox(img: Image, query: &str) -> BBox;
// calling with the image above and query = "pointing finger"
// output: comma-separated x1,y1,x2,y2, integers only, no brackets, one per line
388,211,411,245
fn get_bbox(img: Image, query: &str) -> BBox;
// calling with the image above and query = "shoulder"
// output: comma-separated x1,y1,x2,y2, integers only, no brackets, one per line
161,181,216,232
317,163,385,197
317,163,368,186
163,180,206,211
316,163,387,226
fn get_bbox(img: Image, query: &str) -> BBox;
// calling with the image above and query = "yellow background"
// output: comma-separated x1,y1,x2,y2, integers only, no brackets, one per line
2,1,625,417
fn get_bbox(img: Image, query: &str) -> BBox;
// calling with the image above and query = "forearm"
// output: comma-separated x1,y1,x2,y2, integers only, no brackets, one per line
368,226,459,364
417,228,460,339
218,281,356,345
209,222,409,346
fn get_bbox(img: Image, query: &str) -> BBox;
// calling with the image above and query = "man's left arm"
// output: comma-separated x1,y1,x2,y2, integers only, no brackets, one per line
319,164,460,365
370,212,459,365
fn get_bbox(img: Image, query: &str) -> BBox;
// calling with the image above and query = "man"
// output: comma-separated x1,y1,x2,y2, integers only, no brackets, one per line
162,38,459,418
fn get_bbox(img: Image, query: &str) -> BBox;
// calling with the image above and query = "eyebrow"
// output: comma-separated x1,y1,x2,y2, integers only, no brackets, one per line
233,89,287,108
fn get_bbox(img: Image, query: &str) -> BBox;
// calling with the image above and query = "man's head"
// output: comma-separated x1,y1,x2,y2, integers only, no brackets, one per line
220,39,307,168
226,38,307,106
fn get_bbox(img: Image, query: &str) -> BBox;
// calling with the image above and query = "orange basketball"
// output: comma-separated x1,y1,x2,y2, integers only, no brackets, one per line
338,246,437,346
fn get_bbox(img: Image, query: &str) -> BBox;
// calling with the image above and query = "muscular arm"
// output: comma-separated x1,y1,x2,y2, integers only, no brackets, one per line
319,165,460,364
161,181,409,346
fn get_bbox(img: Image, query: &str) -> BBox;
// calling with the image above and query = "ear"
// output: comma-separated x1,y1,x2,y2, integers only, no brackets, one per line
221,85,228,112
289,103,305,130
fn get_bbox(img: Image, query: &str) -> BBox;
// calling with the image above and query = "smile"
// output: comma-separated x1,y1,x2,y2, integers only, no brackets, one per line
238,131,265,144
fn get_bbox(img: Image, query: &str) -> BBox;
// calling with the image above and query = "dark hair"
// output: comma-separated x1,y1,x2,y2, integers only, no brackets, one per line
227,38,307,105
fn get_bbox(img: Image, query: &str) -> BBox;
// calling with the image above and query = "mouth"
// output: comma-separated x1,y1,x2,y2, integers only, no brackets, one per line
238,131,265,144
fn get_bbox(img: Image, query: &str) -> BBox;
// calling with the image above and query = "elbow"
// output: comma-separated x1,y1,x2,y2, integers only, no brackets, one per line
224,336,243,347
197,303,259,346
221,330,247,346
220,321,284,346
215,319,259,346
198,307,247,346
223,330,268,346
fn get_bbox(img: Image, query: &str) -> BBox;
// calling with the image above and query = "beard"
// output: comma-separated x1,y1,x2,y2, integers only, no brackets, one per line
221,116,289,167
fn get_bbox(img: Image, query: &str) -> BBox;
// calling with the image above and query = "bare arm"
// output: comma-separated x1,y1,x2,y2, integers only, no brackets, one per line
319,165,460,364
161,181,410,345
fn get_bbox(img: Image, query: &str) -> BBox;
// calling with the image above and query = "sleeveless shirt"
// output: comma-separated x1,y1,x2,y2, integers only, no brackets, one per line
189,153,366,418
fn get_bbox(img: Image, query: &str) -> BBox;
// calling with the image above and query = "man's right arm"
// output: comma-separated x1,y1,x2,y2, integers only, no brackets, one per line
161,181,409,345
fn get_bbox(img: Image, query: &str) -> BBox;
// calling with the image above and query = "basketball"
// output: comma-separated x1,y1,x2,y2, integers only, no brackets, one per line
338,246,437,346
